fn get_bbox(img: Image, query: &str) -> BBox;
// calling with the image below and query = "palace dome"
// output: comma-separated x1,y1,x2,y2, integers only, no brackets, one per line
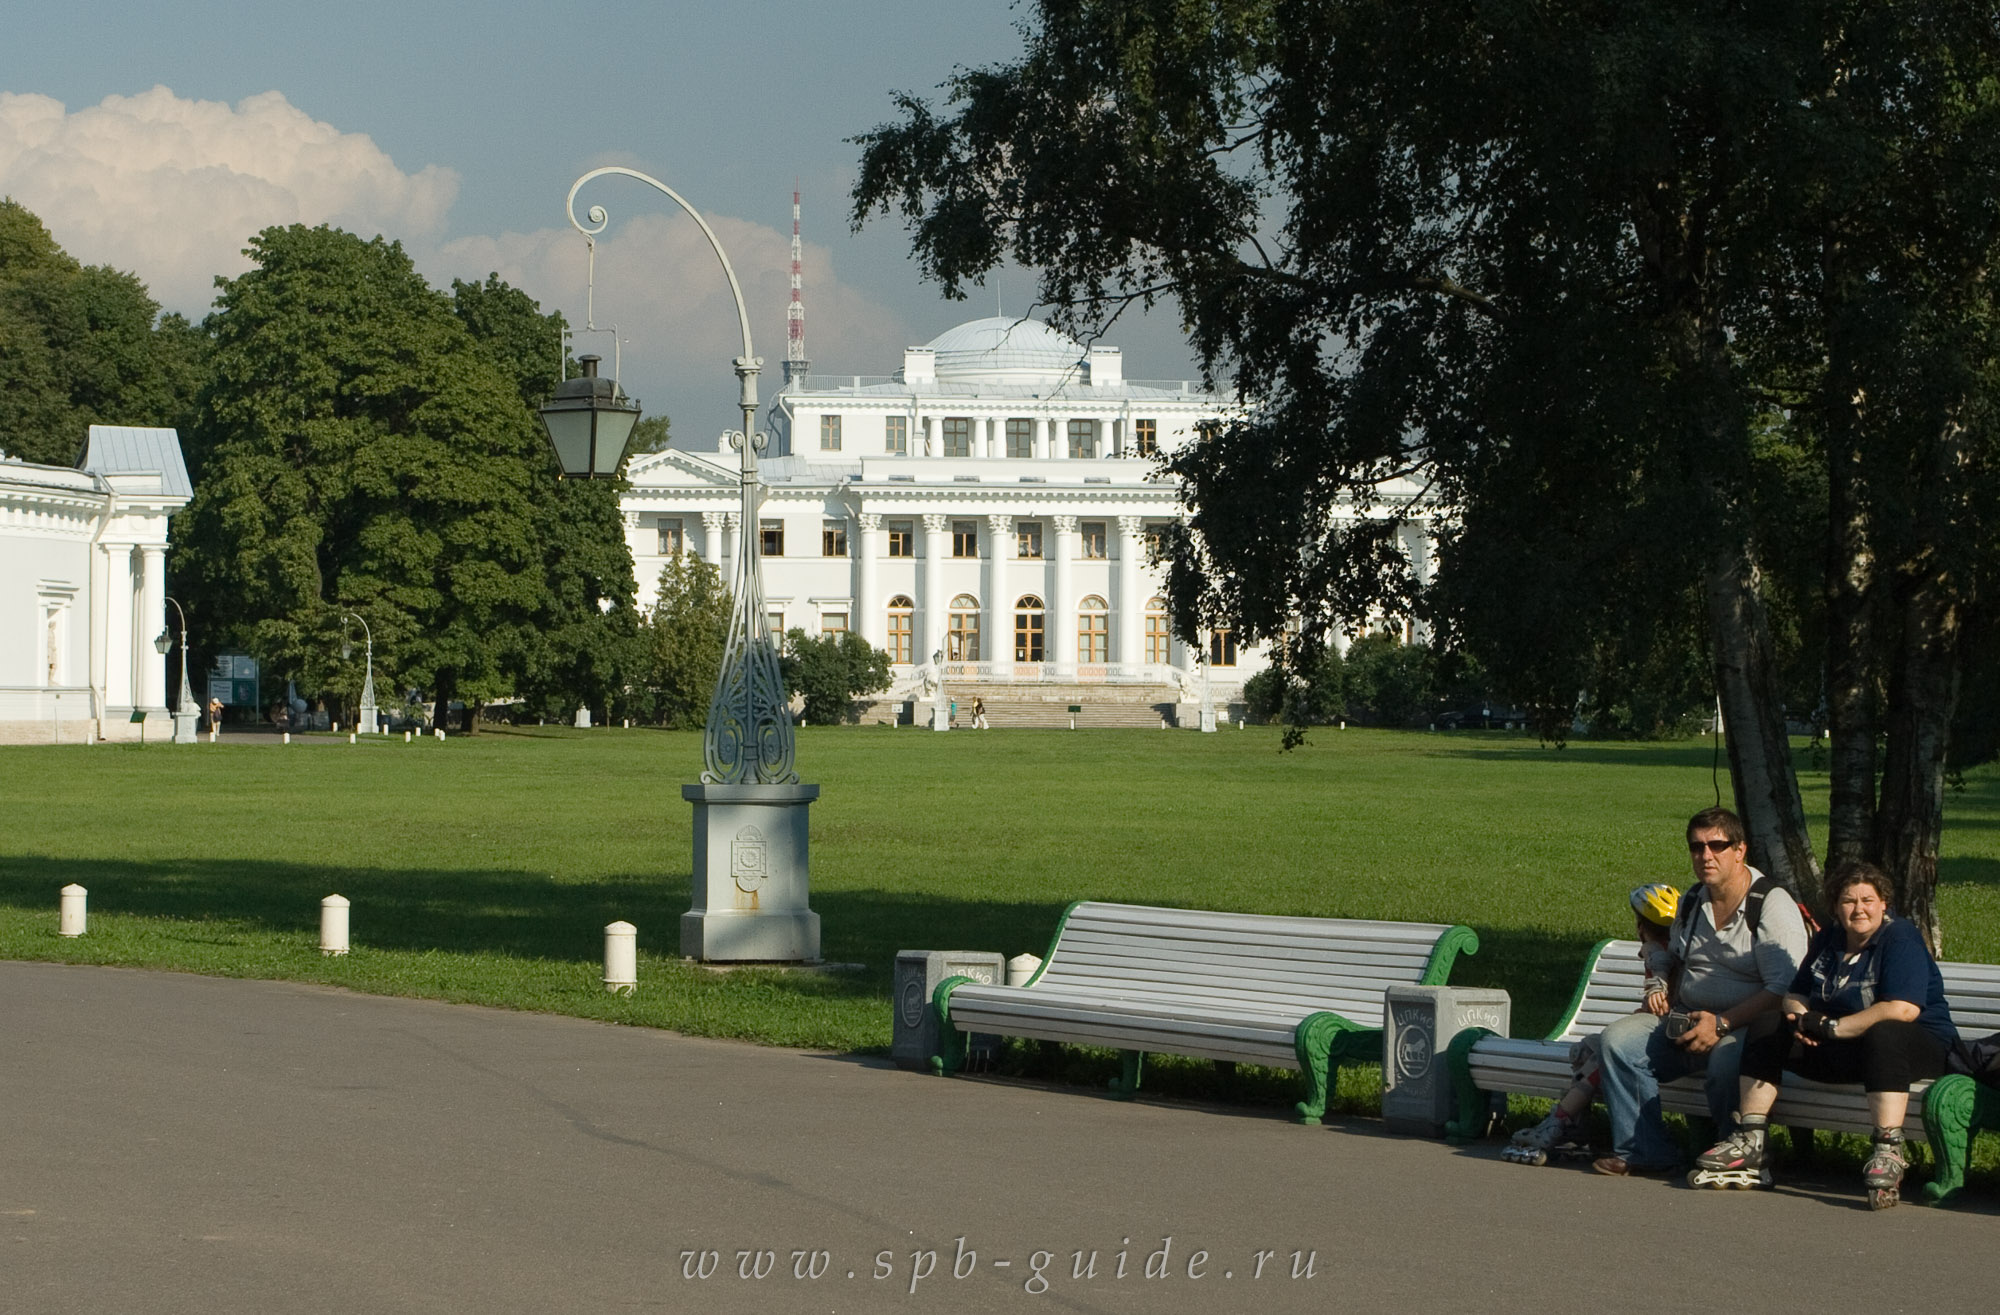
923,316,1085,384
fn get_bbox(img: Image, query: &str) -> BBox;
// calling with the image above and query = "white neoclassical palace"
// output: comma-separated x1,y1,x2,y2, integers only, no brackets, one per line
620,317,1431,724
0,427,190,744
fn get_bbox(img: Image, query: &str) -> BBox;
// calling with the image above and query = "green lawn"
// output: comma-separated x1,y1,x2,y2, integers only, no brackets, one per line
5,726,1999,1105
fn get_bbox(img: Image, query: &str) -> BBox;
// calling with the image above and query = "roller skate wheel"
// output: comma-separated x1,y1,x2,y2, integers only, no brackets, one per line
1868,1187,1899,1211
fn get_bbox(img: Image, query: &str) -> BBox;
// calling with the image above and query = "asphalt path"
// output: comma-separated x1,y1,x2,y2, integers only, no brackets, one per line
0,962,1987,1314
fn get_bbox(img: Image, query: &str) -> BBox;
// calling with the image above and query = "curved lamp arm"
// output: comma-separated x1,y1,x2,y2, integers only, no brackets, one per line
566,166,759,409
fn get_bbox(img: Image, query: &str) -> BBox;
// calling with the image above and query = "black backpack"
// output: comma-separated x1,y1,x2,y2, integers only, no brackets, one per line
1672,876,1820,944
1948,1033,2000,1090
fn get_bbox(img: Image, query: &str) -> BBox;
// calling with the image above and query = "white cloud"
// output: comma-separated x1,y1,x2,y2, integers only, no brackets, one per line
435,210,913,441
0,86,458,314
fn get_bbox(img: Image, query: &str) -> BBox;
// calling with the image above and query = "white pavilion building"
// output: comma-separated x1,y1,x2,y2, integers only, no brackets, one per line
619,317,1431,725
0,427,191,744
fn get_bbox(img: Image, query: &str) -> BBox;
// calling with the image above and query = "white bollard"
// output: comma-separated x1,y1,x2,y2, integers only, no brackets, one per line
435,728,445,741
320,895,350,956
1006,952,1043,987
59,884,87,937
404,730,412,743
333,720,340,734
282,731,291,744
603,921,637,994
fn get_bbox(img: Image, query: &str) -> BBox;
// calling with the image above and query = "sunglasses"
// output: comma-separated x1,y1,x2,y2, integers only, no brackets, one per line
1687,838,1739,854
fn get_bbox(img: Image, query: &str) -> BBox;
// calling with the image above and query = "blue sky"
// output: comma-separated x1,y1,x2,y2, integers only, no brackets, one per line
5,0,1204,437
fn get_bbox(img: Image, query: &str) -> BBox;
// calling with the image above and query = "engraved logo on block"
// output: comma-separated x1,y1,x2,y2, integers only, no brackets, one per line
731,826,768,893
1393,1004,1433,1081
898,975,927,1028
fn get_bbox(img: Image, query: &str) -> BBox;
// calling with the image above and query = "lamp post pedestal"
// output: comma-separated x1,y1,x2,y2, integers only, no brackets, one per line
171,709,200,744
681,783,821,962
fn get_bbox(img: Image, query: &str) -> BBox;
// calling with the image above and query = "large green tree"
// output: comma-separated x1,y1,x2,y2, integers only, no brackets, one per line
853,0,2000,944
174,226,551,726
0,199,204,466
781,629,893,725
636,554,731,728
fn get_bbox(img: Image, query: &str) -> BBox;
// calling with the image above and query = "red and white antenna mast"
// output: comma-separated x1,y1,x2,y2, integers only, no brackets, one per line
782,183,809,386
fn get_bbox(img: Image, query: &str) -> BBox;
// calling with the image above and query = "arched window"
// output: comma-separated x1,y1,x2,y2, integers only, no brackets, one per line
948,594,982,661
1144,596,1171,664
886,595,914,664
1077,595,1109,664
1014,594,1045,662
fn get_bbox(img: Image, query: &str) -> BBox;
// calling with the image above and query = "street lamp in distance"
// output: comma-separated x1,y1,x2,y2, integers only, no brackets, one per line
341,613,378,734
157,597,200,743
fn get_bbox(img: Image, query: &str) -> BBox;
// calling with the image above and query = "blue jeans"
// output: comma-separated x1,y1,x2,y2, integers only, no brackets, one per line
1599,1012,1746,1166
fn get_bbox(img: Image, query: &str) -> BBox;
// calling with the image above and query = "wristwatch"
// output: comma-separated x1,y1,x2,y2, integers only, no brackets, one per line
1714,1015,1733,1037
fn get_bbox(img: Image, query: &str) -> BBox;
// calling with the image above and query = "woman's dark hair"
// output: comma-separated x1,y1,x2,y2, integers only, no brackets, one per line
1822,859,1895,911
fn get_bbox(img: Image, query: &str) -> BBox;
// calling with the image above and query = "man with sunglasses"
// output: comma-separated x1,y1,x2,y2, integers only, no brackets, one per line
1592,806,1809,1177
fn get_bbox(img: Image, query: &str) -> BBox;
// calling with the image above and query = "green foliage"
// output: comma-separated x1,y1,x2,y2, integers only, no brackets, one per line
1342,636,1432,728
635,554,729,727
629,415,673,455
1244,641,1345,729
451,272,566,409
172,225,552,722
0,199,204,466
781,629,893,725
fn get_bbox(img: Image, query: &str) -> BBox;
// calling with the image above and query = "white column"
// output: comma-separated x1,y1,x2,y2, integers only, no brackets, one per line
1402,518,1435,644
984,418,998,459
922,513,950,661
138,546,168,710
1052,415,1068,459
986,514,1011,674
1050,514,1076,674
102,544,136,709
1116,516,1144,677
856,513,881,648
1035,417,1052,461
701,511,727,562
722,513,740,577
921,416,936,457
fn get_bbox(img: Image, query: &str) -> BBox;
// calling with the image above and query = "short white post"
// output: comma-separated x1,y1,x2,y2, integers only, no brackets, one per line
320,895,350,956
348,732,356,744
333,720,340,734
404,730,412,743
282,731,291,744
1006,952,1043,986
603,921,637,994
59,884,87,937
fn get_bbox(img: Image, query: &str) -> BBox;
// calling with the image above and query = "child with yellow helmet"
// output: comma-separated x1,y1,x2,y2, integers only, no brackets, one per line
1504,882,1681,1165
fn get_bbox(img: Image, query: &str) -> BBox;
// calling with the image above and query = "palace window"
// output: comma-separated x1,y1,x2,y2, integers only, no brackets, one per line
1145,598,1171,664
948,594,982,660
821,611,848,634
1208,630,1238,668
1080,521,1107,559
887,596,914,663
953,519,979,558
943,417,972,458
819,414,842,451
888,521,914,557
1017,521,1043,559
1006,418,1034,459
657,517,684,555
822,519,847,557
885,415,909,456
1014,595,1045,662
768,609,786,637
1145,522,1169,562
760,519,785,556
1134,419,1158,457
1067,419,1098,459
1077,595,1109,663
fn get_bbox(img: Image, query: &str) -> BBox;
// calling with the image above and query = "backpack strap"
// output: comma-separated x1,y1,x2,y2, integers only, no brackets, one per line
1743,876,1778,939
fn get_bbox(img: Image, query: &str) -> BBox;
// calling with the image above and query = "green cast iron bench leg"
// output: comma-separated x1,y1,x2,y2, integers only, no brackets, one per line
1109,1050,1144,1099
1294,1011,1375,1125
1923,1074,1998,1206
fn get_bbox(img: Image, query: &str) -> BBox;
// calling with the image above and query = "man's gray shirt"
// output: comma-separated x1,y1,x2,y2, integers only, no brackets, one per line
1668,867,1808,1013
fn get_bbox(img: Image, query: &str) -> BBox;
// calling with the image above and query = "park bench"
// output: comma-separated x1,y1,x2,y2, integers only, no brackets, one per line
928,901,1479,1124
1442,938,2000,1203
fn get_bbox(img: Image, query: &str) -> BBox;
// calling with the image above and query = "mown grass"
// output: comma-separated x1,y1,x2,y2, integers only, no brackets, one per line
4,724,1998,1179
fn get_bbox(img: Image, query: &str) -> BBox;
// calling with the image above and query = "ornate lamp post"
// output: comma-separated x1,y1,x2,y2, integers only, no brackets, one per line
155,597,200,744
538,166,819,962
341,612,377,735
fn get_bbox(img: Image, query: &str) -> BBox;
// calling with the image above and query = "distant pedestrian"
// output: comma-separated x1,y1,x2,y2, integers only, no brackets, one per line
207,697,223,733
972,698,989,730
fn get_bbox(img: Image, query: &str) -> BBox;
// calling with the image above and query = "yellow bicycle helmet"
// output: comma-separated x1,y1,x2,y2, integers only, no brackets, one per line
1630,882,1681,928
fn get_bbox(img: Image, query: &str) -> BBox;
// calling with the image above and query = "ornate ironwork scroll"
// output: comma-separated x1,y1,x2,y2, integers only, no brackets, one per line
702,425,797,784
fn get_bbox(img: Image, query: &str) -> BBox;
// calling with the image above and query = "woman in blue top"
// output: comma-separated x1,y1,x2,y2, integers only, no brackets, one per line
1690,860,1957,1208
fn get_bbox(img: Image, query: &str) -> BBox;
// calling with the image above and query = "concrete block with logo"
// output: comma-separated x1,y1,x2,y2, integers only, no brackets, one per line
893,950,1006,1072
1382,984,1511,1137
